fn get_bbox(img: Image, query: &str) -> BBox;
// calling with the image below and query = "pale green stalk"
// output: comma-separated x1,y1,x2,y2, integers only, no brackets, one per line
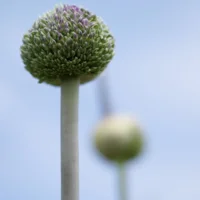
118,162,127,200
61,78,80,200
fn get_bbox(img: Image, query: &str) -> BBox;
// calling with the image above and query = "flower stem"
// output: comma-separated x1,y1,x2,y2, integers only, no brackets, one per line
97,74,113,116
61,78,80,200
118,162,127,200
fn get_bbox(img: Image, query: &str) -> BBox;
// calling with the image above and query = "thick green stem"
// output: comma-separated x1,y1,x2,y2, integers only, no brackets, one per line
118,162,127,200
61,78,80,200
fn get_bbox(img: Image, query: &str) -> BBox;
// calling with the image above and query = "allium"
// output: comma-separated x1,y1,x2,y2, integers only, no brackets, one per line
94,115,144,163
20,4,115,86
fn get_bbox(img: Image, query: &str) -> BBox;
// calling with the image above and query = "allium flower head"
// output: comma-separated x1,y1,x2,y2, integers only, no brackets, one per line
94,115,144,163
20,4,115,86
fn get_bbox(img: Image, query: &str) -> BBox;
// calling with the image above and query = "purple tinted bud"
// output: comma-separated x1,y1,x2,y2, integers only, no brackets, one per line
54,14,59,21
48,22,53,27
69,5,79,12
74,12,80,19
58,25,61,31
82,18,88,26
59,18,64,24
68,6,74,12
72,32,78,39
63,5,67,11
74,6,80,12
63,11,67,16
55,30,62,38
56,8,61,13
58,32,62,39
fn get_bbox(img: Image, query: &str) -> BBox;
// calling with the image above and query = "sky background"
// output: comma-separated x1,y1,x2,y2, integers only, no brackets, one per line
1,0,200,199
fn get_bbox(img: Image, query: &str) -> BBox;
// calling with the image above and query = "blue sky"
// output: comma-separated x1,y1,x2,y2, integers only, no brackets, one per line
1,0,200,199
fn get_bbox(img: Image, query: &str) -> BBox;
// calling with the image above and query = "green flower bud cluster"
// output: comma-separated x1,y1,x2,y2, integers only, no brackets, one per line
94,115,144,163
20,4,115,86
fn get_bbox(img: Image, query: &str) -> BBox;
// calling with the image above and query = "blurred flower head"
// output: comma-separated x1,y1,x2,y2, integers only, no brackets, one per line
94,115,144,163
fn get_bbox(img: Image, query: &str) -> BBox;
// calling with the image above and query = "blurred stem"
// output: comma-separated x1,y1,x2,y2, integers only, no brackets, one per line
61,78,79,200
118,162,127,200
98,74,112,116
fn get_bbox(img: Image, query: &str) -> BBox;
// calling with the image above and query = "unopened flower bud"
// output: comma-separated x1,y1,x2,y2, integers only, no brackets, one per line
93,115,144,163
